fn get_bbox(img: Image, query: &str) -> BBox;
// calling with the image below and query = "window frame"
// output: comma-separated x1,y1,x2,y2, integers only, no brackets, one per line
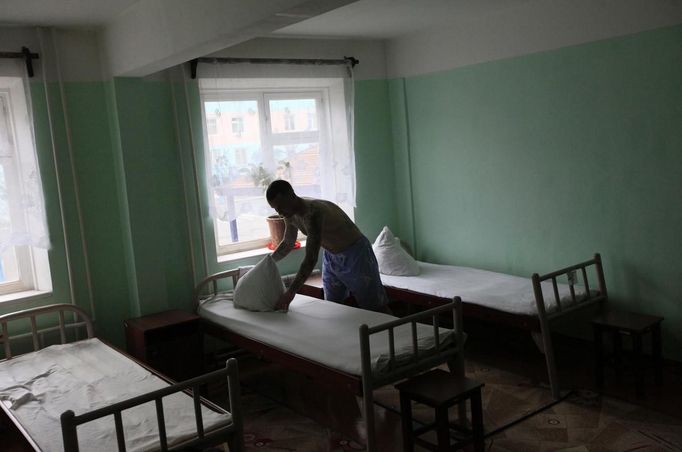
0,76,51,297
201,87,331,256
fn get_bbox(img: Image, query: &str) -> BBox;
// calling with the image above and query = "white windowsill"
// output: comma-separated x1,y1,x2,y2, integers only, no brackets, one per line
0,289,53,309
217,240,306,264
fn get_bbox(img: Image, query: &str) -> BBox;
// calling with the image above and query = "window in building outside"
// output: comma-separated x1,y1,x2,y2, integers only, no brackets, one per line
206,117,217,134
231,117,244,136
0,75,51,297
200,78,354,256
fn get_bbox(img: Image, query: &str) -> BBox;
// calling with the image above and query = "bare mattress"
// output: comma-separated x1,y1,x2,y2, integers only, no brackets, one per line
379,262,589,315
0,338,231,452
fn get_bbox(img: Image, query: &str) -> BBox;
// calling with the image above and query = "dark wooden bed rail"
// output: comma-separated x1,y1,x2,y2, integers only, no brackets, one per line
60,358,243,452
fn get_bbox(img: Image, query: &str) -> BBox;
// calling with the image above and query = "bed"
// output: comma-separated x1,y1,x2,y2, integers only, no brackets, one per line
0,303,244,452
302,253,608,400
193,269,466,452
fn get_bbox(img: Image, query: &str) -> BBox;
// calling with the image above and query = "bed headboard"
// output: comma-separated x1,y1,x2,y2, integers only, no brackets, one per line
192,268,243,311
0,303,94,360
192,267,318,312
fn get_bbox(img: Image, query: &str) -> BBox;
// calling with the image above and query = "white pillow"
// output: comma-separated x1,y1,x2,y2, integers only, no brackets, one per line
233,255,285,311
372,226,420,276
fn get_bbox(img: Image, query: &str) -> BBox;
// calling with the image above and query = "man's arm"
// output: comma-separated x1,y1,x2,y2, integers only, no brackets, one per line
271,219,298,262
276,212,322,310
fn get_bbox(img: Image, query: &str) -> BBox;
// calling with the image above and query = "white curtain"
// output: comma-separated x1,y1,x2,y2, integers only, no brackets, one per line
196,60,356,227
0,58,50,253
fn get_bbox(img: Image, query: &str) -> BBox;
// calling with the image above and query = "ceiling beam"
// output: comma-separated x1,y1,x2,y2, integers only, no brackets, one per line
102,0,358,77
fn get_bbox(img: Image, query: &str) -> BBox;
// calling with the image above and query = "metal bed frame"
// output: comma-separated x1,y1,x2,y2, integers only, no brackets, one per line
0,303,244,452
300,253,607,400
194,269,465,452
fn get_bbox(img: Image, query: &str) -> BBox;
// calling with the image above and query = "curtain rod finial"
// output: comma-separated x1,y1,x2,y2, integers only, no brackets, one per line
21,47,35,78
344,56,359,67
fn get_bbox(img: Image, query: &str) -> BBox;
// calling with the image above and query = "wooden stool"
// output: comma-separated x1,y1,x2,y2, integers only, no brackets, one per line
592,310,663,397
395,369,484,452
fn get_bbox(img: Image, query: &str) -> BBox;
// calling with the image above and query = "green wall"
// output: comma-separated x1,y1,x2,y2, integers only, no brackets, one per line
63,82,129,344
112,78,195,317
354,80,398,240
389,25,682,359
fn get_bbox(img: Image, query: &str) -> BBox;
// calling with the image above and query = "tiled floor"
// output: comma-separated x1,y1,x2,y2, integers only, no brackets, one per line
2,318,679,451
223,318,682,451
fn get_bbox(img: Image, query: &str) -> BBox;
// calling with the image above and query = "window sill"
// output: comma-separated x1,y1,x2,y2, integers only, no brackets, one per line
0,289,52,309
217,241,306,264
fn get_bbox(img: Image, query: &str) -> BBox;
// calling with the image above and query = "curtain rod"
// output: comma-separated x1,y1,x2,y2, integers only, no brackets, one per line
0,47,39,77
189,56,359,79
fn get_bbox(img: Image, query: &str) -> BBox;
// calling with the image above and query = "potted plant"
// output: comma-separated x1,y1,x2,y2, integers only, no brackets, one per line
248,161,292,249
266,214,286,249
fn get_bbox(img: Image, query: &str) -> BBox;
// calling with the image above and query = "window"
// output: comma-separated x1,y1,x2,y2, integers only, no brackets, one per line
231,117,244,136
200,78,354,256
206,117,217,135
283,107,295,131
0,76,51,296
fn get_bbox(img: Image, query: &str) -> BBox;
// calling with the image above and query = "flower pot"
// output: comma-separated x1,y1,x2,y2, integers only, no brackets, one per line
266,215,286,248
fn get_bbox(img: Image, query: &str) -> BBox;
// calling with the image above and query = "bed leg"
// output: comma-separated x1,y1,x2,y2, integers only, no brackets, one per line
226,358,244,452
447,356,468,425
61,410,79,452
362,389,376,452
539,321,560,400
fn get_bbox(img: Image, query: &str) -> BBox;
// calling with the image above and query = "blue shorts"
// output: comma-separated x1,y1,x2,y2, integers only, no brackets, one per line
321,236,389,311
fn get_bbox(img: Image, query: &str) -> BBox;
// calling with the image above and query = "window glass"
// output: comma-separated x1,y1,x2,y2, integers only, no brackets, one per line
200,80,353,256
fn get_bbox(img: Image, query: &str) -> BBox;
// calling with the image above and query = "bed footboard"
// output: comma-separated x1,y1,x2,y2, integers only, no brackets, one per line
60,358,244,452
359,297,464,452
532,253,608,400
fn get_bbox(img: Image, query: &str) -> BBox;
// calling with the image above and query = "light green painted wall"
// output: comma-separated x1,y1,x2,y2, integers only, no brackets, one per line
353,80,398,240
390,25,682,359
62,82,130,345
111,78,196,316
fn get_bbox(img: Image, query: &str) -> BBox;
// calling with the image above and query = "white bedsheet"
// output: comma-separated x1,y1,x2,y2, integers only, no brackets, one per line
380,262,588,315
0,338,231,452
199,294,457,376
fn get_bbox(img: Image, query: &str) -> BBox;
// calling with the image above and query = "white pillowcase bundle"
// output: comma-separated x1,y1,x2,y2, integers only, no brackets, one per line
233,255,285,311
372,226,420,276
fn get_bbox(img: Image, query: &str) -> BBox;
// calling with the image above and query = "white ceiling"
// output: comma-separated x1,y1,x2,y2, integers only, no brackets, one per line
0,0,139,27
0,0,534,39
273,0,535,39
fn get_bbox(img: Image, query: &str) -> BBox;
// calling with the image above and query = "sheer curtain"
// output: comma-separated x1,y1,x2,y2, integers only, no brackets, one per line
0,58,50,255
194,60,356,251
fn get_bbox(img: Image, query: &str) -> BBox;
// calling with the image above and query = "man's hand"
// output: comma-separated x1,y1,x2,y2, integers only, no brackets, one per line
276,290,296,312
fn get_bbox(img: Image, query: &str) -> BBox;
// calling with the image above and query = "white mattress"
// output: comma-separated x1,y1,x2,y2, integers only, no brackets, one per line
198,294,457,376
380,262,588,316
0,338,231,452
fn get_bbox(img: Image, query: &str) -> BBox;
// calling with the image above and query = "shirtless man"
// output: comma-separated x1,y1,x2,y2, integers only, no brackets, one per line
267,180,389,312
